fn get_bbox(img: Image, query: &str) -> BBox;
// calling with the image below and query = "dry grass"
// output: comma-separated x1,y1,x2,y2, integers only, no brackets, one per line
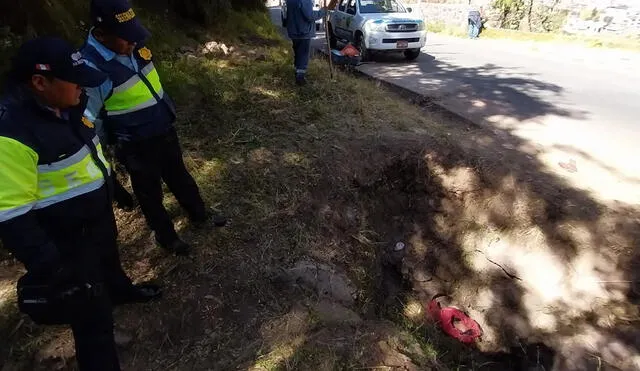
427,21,640,51
480,28,640,51
0,21,452,370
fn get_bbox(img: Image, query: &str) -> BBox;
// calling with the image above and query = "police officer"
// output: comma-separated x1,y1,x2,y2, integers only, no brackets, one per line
0,37,161,370
83,0,226,256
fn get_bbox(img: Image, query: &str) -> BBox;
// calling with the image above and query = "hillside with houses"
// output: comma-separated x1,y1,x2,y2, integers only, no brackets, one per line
414,0,640,35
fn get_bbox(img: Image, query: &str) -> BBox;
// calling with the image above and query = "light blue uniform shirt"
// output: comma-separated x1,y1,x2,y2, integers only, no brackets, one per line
83,30,140,143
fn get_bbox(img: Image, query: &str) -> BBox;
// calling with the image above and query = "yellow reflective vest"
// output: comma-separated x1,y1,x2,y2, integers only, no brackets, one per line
0,89,112,269
81,43,176,141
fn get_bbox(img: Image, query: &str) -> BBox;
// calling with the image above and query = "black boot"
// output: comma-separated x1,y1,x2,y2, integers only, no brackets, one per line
156,237,191,256
112,282,162,305
295,73,307,86
191,211,228,228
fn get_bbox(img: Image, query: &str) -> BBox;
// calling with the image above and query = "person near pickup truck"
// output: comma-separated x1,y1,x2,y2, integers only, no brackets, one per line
286,0,338,85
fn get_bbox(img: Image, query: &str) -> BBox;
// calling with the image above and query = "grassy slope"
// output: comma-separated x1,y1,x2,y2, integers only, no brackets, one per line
2,6,639,371
0,9,469,371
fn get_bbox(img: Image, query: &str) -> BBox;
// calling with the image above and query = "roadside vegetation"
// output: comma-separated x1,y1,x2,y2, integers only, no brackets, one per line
1,2,640,371
427,20,640,51
480,27,640,50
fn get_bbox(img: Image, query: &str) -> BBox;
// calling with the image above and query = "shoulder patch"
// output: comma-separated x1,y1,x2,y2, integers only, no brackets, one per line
138,47,152,61
81,116,95,128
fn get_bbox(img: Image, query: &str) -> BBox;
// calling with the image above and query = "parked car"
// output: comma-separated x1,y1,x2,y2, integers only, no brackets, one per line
327,0,426,61
280,0,325,31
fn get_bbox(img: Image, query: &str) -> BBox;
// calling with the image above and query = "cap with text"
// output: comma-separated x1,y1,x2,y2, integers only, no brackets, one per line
91,0,151,43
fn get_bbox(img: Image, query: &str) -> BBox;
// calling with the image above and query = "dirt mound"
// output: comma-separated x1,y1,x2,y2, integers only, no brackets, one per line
306,132,640,370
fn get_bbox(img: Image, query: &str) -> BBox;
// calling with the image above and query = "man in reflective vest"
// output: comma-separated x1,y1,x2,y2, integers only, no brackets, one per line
83,0,227,256
0,37,161,371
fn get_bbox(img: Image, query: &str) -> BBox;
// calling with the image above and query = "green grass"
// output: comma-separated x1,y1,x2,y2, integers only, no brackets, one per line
427,21,467,38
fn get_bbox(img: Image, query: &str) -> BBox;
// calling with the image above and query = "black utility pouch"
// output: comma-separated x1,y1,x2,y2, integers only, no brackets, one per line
17,274,101,325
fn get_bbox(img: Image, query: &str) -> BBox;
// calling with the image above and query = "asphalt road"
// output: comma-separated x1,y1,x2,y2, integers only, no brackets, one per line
270,6,640,204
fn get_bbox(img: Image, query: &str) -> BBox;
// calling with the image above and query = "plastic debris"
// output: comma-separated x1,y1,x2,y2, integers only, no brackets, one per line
428,296,483,344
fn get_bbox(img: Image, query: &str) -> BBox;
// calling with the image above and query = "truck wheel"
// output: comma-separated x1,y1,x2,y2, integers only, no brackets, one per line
328,24,338,49
356,32,370,61
404,49,420,61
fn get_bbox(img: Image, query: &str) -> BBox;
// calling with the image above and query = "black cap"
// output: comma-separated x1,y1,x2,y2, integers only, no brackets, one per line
91,0,151,43
10,37,107,87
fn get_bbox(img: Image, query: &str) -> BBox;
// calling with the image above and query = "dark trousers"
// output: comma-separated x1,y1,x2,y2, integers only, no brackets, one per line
112,171,134,208
71,291,120,371
104,147,134,209
292,38,312,74
115,128,206,245
55,209,130,371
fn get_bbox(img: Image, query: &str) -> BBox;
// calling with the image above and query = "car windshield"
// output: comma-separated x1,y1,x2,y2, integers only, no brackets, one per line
358,0,406,14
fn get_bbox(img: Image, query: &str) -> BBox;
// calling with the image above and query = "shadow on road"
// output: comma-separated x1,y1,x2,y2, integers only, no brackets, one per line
361,51,588,126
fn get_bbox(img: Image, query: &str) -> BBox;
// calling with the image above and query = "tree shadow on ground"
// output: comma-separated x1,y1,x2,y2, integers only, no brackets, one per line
2,42,639,371
299,99,640,369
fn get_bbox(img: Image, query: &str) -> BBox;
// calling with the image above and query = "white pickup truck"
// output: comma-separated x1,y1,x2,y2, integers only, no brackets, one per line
327,0,427,61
